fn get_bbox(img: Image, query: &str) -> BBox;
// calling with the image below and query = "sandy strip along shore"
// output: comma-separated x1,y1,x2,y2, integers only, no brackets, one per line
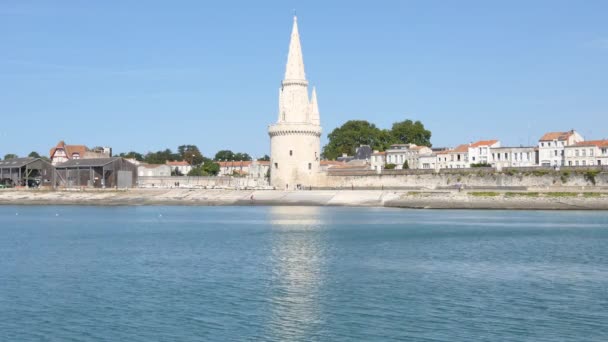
1,189,608,210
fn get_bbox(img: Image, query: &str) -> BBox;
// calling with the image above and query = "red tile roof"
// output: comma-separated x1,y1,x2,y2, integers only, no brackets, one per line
49,140,88,159
539,131,575,141
470,140,499,147
166,161,191,166
573,140,608,148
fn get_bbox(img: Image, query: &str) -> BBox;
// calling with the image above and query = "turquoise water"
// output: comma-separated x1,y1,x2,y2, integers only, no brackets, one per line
1,206,607,341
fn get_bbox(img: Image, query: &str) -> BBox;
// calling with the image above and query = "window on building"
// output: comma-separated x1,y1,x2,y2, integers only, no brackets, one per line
569,161,572,166
274,163,278,169
590,149,594,156
308,163,312,170
289,150,293,156
575,161,579,166
554,150,558,157
541,143,544,147
504,153,508,160
472,157,476,161
582,160,587,166
602,148,608,155
582,150,586,157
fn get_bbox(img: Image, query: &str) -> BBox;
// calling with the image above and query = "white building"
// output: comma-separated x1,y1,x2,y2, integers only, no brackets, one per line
419,154,439,170
385,144,433,169
138,164,171,177
538,130,584,167
468,140,500,165
565,140,608,167
370,151,386,172
218,160,270,179
437,144,469,169
166,161,193,176
490,146,537,169
268,16,322,190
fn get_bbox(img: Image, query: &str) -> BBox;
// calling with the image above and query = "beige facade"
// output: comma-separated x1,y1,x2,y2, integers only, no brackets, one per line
565,140,608,167
490,146,537,169
437,145,469,169
385,144,433,169
268,16,322,190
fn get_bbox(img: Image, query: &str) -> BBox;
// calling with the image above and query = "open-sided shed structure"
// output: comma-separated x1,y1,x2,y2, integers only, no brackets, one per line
55,157,137,188
0,158,56,188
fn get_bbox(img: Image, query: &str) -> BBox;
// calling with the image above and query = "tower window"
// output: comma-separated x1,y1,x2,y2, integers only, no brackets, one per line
289,150,293,156
274,163,278,169
308,163,312,170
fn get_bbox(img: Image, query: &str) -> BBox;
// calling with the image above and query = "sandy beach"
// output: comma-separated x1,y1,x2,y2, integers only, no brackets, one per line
1,189,608,210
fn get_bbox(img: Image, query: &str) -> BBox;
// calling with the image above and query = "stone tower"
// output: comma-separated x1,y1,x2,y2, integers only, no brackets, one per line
268,16,322,190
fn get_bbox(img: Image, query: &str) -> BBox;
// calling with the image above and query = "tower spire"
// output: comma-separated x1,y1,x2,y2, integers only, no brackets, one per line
284,15,306,81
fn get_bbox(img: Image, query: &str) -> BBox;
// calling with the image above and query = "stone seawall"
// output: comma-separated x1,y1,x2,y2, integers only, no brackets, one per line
317,169,608,190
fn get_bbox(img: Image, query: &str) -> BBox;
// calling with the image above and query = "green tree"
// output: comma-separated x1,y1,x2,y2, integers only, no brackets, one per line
391,120,432,147
322,120,394,160
178,145,204,165
384,163,397,170
144,149,181,164
3,154,18,160
189,157,220,176
28,151,41,158
214,150,235,161
403,160,410,169
258,155,270,161
233,152,252,161
119,151,144,161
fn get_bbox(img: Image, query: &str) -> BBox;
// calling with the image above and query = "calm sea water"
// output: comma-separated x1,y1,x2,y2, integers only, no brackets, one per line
1,206,607,341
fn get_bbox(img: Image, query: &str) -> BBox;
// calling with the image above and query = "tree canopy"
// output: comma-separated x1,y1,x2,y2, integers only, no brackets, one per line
3,154,18,160
188,157,220,176
178,145,204,165
322,120,393,160
119,151,144,161
144,149,181,164
391,120,432,147
214,150,252,161
258,155,270,161
322,119,432,160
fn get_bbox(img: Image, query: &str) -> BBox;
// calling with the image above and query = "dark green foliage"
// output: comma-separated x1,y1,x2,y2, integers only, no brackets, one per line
391,120,432,147
28,151,41,158
322,120,394,160
470,162,492,168
188,157,220,176
144,149,182,164
384,163,397,170
3,154,18,160
258,155,270,161
119,151,144,161
403,160,410,169
178,145,204,165
214,150,252,161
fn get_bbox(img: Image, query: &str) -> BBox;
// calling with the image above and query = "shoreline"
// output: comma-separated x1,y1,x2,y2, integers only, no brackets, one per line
1,189,608,210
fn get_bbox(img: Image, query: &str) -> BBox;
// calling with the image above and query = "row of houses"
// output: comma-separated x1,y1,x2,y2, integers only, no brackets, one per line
366,130,608,172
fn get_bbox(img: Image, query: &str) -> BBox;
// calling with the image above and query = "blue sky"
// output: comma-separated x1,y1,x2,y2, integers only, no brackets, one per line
1,0,607,158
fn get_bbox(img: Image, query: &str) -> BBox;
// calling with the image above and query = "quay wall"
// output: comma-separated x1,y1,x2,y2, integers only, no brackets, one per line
316,169,608,190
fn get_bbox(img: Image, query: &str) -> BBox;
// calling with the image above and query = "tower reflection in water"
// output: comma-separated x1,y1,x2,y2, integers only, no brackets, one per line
265,206,327,340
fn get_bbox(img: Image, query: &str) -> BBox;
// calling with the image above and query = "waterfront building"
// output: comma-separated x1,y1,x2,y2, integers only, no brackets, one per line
385,144,433,169
437,144,469,169
138,164,171,177
217,160,270,179
419,154,439,170
489,146,537,169
49,140,111,165
370,151,386,172
564,140,608,167
468,140,500,165
538,130,584,167
268,16,322,190
166,161,192,176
